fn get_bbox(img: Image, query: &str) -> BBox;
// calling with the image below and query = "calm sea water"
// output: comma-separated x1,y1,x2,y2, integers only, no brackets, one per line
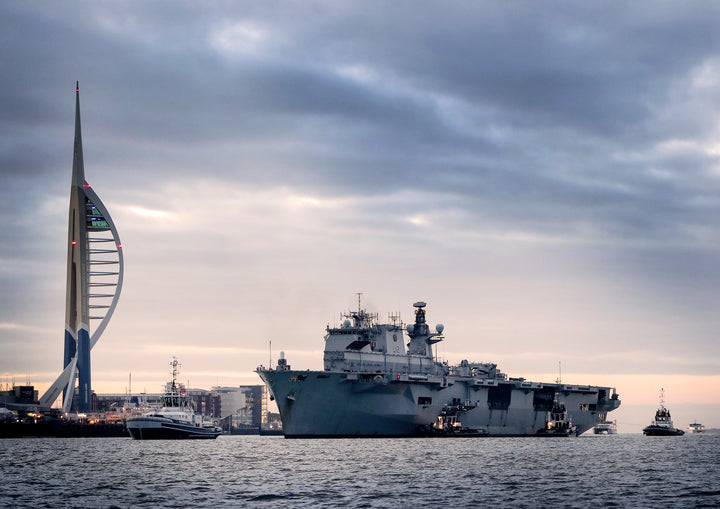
1,434,718,508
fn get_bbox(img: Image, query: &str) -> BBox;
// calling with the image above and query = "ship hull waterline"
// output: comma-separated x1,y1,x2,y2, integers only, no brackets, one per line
259,369,620,438
642,426,685,437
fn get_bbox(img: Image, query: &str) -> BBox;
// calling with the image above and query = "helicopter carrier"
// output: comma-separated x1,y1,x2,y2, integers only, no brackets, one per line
257,300,620,437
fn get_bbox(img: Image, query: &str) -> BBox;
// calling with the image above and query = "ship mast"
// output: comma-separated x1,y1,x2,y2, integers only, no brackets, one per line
659,387,665,409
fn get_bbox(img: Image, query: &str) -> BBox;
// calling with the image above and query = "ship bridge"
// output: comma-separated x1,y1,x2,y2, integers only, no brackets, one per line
322,300,448,376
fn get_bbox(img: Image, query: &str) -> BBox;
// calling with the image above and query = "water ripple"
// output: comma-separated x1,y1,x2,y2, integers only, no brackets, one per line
0,434,718,508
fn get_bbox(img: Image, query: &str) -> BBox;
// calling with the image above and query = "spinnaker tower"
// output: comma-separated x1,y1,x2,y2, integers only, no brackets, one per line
40,83,123,412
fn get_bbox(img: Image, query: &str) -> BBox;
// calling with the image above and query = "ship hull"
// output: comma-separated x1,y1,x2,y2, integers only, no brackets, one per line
642,425,684,436
258,369,620,437
126,416,221,440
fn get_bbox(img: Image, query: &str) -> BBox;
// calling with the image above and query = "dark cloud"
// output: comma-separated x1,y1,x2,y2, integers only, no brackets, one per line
2,1,719,236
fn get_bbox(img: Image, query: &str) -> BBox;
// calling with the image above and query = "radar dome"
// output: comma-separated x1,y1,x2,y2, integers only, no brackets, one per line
343,319,351,328
406,324,415,334
436,324,444,334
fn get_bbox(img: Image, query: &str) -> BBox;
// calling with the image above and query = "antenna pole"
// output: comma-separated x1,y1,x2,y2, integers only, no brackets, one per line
269,340,272,367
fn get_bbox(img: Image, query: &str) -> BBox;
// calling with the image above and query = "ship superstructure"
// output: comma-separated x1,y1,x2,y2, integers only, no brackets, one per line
257,300,621,437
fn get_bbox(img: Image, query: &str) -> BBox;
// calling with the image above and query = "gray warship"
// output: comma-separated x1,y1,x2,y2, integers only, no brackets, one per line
257,300,620,437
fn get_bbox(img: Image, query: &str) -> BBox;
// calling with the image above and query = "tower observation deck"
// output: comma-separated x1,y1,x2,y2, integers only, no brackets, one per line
39,83,124,412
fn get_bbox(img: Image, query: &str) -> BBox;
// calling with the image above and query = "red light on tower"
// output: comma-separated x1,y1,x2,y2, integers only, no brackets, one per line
71,240,76,245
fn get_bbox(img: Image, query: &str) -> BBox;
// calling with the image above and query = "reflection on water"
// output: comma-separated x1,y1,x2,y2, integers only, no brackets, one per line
0,434,718,508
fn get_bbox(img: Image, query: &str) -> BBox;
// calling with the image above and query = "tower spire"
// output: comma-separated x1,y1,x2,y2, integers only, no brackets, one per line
72,81,85,188
40,83,124,412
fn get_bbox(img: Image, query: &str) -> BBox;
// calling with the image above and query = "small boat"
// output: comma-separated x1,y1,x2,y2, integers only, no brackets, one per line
642,388,684,436
420,401,489,437
536,391,577,437
594,419,617,434
687,422,705,433
126,358,222,440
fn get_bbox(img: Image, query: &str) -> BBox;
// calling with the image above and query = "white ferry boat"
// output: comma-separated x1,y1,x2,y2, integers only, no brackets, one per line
594,419,617,434
642,388,684,436
687,422,705,433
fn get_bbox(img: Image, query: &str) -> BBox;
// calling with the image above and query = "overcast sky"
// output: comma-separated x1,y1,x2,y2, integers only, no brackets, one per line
1,1,719,428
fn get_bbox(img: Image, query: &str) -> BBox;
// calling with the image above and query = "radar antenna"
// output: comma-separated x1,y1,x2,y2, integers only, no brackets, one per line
170,357,181,392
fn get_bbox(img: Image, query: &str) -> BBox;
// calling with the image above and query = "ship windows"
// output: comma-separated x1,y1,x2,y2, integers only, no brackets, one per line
418,397,432,405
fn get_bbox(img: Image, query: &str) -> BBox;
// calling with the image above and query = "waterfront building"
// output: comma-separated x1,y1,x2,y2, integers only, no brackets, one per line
212,386,263,428
0,386,38,412
93,387,221,419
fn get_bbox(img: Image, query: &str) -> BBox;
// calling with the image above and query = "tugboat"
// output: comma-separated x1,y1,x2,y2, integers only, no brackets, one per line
642,388,684,436
126,358,222,440
536,391,577,437
420,400,488,437
687,422,705,433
